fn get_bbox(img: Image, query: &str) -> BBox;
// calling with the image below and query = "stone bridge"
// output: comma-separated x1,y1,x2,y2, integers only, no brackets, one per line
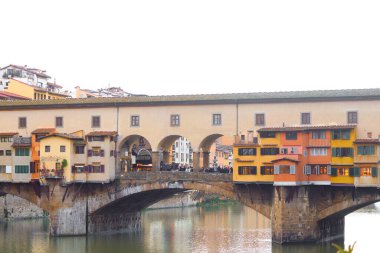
1,172,380,244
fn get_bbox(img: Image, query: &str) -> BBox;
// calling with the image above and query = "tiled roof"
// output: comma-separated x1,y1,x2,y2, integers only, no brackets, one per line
1,88,380,109
0,132,18,136
354,139,380,144
31,128,56,134
40,133,84,141
87,131,117,137
258,125,356,132
0,91,31,100
271,157,299,163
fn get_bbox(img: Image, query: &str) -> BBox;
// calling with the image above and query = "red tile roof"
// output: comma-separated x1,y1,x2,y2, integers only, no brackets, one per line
0,132,18,136
354,139,380,144
87,131,117,137
31,128,56,134
258,125,356,132
271,157,299,163
39,133,84,141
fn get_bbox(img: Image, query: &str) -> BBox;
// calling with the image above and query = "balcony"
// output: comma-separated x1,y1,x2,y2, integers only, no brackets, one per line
12,137,32,147
354,155,378,164
308,139,330,147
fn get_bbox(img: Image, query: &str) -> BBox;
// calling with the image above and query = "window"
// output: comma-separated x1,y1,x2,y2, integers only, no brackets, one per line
255,113,265,126
347,111,358,124
285,132,297,140
15,148,30,156
238,148,256,156
60,145,66,152
310,148,327,156
301,113,311,125
19,117,27,128
212,114,222,125
171,114,180,126
238,166,257,175
332,129,351,140
15,165,29,174
357,145,375,155
0,137,13,142
92,116,101,128
92,136,105,142
5,150,11,156
55,116,63,128
0,150,3,156
0,165,6,173
88,163,105,173
332,147,353,157
311,131,326,139
45,146,51,153
131,115,140,127
260,166,274,175
260,132,276,138
75,145,85,154
260,148,279,155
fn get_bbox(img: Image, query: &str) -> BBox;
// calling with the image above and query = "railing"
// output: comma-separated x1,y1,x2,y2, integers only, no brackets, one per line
308,139,330,147
119,171,232,182
13,137,31,146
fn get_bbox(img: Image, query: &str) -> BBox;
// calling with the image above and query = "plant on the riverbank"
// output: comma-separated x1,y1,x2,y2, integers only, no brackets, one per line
332,242,356,253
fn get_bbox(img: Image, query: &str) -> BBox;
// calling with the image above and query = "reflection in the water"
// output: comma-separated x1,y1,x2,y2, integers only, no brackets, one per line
0,203,379,253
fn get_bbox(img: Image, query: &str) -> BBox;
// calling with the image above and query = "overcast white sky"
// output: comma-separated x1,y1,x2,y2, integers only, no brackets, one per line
1,0,379,95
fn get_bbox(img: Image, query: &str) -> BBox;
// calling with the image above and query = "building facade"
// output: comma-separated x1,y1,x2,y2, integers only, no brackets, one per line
0,89,380,186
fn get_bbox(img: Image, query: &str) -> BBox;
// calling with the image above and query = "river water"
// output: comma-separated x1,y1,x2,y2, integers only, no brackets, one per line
0,203,379,253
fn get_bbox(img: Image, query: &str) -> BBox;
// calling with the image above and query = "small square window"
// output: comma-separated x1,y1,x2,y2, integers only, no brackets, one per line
45,146,51,152
347,111,358,124
301,112,310,125
0,150,4,156
92,116,101,128
286,132,297,140
60,145,66,152
56,116,63,128
19,117,27,128
171,114,180,126
131,115,140,127
5,150,12,156
212,114,222,125
255,113,265,126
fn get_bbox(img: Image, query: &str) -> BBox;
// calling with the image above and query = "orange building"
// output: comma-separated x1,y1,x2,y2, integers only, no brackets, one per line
30,128,56,180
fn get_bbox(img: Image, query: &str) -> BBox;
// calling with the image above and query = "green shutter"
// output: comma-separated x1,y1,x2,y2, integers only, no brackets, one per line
349,167,354,177
352,167,360,177
372,167,378,177
331,167,337,176
260,166,264,175
332,148,336,157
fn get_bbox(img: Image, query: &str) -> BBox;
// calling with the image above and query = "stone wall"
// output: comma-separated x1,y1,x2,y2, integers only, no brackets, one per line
0,194,45,219
147,191,199,209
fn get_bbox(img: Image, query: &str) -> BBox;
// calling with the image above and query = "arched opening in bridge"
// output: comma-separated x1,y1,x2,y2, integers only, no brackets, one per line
198,134,233,172
119,135,153,172
157,135,193,171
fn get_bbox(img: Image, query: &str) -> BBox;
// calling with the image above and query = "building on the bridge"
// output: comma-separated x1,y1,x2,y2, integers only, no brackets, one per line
11,135,32,183
30,128,56,181
233,125,374,187
0,132,18,182
330,126,356,186
353,138,379,187
83,131,117,182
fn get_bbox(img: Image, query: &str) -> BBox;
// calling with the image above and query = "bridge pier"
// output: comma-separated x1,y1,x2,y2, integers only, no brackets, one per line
49,201,88,236
88,212,141,234
271,186,344,244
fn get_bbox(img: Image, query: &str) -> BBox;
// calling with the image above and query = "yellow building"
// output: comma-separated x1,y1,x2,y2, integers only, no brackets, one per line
330,126,356,185
353,139,379,187
39,133,83,183
6,79,70,100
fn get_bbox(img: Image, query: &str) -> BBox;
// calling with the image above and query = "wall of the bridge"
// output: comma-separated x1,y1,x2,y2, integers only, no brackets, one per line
2,176,380,243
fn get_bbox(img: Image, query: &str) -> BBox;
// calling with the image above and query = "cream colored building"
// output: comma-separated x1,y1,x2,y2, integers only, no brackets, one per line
0,132,17,182
0,89,380,173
